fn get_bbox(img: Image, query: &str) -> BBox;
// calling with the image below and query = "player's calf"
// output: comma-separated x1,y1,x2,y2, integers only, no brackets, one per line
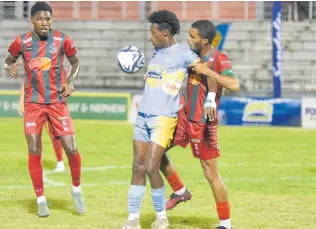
201,159,231,229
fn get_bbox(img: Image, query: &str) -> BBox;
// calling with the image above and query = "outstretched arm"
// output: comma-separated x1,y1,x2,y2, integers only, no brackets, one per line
189,62,240,92
204,68,239,92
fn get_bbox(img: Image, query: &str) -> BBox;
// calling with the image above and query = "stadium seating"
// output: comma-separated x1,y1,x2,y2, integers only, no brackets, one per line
1,18,316,96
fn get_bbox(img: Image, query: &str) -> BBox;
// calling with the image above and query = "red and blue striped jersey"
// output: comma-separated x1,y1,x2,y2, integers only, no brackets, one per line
8,30,77,104
185,49,235,124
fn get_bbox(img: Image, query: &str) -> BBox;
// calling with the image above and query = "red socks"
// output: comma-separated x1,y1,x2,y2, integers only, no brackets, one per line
166,171,184,192
28,154,44,197
67,152,81,186
216,201,230,220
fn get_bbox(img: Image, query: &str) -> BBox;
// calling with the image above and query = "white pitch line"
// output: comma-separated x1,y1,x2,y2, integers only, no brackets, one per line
1,163,316,190
0,181,130,190
1,176,316,190
220,163,316,167
41,163,316,176
43,173,65,186
44,165,131,175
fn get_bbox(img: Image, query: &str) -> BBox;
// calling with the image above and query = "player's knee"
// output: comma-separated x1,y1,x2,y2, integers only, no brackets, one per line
203,167,221,184
145,163,159,177
132,160,145,175
28,145,41,155
64,146,77,156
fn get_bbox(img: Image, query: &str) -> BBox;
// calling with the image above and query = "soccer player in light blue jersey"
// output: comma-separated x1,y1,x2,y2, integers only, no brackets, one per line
120,10,199,229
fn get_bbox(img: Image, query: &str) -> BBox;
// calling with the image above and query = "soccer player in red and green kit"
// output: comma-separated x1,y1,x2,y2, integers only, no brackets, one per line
3,2,85,217
160,20,239,229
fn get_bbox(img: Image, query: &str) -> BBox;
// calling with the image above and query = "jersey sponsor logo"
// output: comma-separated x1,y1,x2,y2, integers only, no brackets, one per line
161,80,182,95
147,64,166,80
23,37,32,44
221,59,232,69
242,101,273,123
26,121,36,127
29,57,51,71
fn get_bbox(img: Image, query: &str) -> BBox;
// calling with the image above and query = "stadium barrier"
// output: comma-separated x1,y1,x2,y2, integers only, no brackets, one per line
0,91,130,121
1,91,314,127
129,95,309,128
218,96,301,126
301,97,316,128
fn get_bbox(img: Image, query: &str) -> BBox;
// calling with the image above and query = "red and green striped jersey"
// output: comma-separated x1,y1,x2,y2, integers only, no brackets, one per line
8,30,77,104
185,49,237,124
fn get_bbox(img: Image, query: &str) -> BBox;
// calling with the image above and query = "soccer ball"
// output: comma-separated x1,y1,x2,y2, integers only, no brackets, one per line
116,45,145,74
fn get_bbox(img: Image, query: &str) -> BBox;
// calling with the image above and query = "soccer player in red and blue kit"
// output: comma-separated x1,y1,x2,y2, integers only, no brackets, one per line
160,20,240,229
3,2,85,217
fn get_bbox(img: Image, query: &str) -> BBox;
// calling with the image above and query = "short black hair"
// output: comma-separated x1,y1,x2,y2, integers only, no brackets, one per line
148,10,180,36
31,1,52,17
191,20,217,44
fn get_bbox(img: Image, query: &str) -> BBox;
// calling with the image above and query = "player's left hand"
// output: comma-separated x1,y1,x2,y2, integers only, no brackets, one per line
60,80,74,97
189,62,209,75
204,107,217,122
204,92,217,122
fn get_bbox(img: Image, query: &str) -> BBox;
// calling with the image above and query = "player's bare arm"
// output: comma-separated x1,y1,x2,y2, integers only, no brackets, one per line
18,83,25,116
3,52,22,78
190,62,240,92
204,78,218,121
61,55,80,97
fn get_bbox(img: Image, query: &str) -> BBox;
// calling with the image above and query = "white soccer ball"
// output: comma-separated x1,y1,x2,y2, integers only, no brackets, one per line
116,45,145,74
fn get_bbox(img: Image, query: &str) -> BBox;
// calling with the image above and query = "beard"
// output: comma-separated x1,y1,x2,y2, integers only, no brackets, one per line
190,45,202,55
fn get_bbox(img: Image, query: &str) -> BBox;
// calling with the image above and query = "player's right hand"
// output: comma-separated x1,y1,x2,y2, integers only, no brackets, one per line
4,61,22,78
143,73,148,80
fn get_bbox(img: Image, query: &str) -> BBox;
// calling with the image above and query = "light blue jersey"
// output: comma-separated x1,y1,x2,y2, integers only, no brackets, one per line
138,43,199,117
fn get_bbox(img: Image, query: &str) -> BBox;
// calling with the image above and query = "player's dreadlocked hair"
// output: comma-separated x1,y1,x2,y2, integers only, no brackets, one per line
191,20,217,44
31,1,52,17
148,10,180,36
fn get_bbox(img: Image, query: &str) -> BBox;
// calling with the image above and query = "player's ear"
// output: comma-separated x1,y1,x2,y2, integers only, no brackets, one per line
202,38,208,45
30,16,35,25
163,30,168,37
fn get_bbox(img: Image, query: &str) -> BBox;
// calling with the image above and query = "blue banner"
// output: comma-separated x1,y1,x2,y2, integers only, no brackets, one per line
218,97,301,126
272,1,282,98
213,23,230,51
